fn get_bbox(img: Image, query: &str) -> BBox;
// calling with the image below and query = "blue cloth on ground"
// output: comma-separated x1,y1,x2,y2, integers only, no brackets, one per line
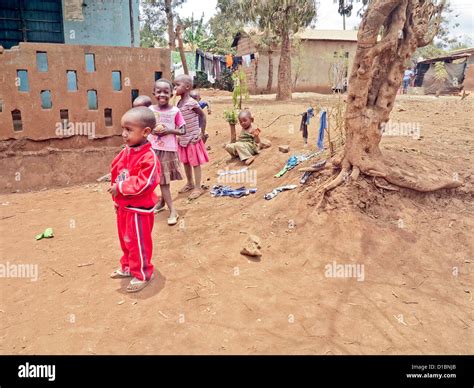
210,185,257,198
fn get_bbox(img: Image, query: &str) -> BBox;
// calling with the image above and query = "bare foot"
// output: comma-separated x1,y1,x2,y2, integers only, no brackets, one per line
245,156,256,166
188,189,203,200
178,183,194,193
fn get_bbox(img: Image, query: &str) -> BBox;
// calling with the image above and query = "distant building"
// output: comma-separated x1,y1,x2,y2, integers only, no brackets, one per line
232,29,359,94
415,51,471,95
0,0,139,49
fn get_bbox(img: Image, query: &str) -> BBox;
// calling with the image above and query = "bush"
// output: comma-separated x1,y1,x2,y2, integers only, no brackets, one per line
193,69,234,92
215,67,234,92
193,71,212,89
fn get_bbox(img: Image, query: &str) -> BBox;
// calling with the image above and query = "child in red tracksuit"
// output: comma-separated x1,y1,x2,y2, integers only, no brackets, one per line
108,107,160,293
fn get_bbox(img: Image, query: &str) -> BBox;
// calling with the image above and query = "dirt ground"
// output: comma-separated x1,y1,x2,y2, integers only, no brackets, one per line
0,91,473,355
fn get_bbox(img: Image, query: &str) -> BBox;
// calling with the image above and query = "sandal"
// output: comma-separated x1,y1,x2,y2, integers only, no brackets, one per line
167,213,179,226
110,268,131,279
188,189,203,200
126,274,154,293
178,183,194,193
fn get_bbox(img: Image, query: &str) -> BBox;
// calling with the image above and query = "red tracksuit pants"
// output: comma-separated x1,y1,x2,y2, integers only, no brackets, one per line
116,207,154,281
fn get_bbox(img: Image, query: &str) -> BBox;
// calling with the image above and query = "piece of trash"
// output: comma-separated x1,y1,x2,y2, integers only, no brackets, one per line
77,263,94,268
35,227,54,240
274,151,322,178
118,300,124,305
1,202,10,206
96,173,111,182
264,185,297,200
132,301,138,305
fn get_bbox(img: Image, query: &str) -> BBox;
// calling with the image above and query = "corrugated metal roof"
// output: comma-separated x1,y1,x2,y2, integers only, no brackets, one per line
417,53,470,64
296,29,359,41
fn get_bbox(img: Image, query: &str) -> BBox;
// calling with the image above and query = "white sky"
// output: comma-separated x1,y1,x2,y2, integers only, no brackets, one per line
175,0,473,43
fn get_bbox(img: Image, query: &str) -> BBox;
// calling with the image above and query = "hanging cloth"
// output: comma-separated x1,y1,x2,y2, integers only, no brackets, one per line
226,54,233,68
317,111,327,150
300,112,308,144
242,54,252,67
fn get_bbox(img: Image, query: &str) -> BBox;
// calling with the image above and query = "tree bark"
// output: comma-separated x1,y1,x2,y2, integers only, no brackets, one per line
175,25,189,75
164,0,175,51
276,29,292,101
266,49,273,93
321,0,461,194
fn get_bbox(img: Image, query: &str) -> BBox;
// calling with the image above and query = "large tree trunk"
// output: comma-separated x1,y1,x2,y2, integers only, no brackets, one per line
321,0,461,195
266,49,273,93
175,25,188,75
165,0,175,51
277,29,292,101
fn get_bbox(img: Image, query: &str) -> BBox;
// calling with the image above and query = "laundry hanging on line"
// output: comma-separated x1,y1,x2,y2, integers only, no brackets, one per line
299,107,314,145
195,48,259,81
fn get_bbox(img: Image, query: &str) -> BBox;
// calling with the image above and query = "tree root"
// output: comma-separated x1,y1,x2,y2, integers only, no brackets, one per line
365,165,463,192
315,156,462,209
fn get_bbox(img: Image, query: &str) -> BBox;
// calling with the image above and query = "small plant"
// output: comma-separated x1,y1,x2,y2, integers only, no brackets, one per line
224,108,238,124
231,68,249,110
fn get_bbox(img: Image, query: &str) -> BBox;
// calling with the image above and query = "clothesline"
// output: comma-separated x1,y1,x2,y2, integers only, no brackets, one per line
195,48,259,83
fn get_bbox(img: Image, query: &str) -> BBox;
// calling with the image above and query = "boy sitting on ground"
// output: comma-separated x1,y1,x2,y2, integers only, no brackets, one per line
225,109,263,166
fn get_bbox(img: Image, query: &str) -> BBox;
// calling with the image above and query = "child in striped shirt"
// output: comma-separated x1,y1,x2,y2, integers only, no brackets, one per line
174,75,209,200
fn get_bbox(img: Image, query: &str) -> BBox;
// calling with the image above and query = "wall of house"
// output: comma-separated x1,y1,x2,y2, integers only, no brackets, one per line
252,40,357,94
62,0,140,47
0,42,170,192
235,35,258,93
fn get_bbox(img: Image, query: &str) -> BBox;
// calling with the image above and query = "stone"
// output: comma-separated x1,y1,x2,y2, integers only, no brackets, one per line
240,234,262,258
279,145,290,153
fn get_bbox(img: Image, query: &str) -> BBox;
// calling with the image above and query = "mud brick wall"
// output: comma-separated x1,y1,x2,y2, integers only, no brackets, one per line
0,42,170,192
235,35,258,93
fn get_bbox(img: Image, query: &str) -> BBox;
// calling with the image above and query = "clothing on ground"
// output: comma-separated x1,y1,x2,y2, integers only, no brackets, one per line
211,185,257,198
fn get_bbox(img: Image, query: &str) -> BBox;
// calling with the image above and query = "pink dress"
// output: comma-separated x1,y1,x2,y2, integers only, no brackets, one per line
147,105,185,184
177,97,209,167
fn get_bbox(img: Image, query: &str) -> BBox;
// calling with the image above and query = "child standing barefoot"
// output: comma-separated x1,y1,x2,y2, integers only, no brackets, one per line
174,75,209,200
148,79,186,225
109,107,159,292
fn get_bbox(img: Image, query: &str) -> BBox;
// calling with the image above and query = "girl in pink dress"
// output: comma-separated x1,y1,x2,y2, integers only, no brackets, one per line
174,75,209,200
147,79,185,225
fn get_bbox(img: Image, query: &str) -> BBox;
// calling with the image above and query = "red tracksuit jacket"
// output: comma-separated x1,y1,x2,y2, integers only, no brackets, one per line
111,142,160,210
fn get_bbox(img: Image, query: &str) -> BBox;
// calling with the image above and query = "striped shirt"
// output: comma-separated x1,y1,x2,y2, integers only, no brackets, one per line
178,97,201,147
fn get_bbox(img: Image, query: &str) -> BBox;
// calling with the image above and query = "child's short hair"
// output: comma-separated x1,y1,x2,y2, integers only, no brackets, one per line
174,74,193,88
124,107,156,130
238,109,252,120
132,95,152,108
154,78,174,91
